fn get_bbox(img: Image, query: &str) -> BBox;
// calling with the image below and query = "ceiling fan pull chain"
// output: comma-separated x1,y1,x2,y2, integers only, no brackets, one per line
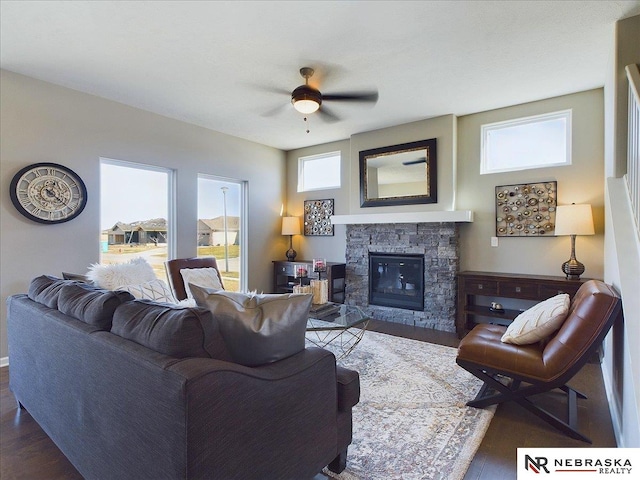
304,116,310,134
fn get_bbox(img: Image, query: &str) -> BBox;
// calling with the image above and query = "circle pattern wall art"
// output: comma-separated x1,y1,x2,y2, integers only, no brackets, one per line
495,182,557,237
304,199,334,236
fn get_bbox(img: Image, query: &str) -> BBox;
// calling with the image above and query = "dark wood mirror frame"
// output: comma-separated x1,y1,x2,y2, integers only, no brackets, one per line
359,138,437,207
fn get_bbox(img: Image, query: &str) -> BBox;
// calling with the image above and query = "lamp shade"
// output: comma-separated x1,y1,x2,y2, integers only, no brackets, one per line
554,204,595,236
281,216,301,236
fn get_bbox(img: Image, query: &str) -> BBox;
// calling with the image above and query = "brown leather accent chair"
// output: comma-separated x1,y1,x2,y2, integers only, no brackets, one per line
456,279,621,443
165,257,224,301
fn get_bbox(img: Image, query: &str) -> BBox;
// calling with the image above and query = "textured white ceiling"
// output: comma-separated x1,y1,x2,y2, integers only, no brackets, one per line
2,1,639,151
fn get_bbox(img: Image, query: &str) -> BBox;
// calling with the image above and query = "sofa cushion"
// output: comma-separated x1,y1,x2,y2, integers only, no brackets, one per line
58,283,134,330
190,285,312,367
501,293,570,345
111,300,231,360
28,275,71,308
86,257,156,290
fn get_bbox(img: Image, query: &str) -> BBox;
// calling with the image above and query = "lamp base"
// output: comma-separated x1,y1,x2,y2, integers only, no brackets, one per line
561,258,585,280
286,248,297,262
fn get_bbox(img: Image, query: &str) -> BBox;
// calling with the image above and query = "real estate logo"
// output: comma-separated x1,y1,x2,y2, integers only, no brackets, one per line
518,448,637,479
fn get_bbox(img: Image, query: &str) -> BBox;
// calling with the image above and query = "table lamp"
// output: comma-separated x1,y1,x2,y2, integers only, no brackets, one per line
282,216,301,261
554,204,595,280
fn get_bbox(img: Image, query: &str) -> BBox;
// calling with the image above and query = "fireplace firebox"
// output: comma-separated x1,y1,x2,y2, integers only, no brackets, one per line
369,253,424,311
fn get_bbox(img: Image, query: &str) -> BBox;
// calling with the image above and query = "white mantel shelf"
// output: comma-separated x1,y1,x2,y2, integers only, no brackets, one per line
330,210,473,225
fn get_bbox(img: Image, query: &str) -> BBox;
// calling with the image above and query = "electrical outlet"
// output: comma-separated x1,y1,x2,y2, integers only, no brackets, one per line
491,236,499,247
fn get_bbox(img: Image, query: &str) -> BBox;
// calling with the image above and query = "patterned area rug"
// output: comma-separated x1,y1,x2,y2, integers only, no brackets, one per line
317,331,495,480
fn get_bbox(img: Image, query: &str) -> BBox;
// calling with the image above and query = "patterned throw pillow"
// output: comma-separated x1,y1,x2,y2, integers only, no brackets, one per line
180,267,224,298
501,293,570,345
118,279,176,304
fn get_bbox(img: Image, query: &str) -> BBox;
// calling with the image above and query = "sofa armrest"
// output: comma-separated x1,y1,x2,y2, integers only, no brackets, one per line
336,366,360,411
168,347,342,479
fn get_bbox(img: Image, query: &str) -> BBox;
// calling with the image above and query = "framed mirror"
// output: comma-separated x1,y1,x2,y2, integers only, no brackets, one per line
359,138,437,207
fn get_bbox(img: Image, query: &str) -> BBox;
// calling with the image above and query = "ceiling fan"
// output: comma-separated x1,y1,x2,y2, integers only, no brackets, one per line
264,67,378,122
402,157,427,166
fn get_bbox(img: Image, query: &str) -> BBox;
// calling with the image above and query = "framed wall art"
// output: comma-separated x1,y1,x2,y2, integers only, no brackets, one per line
303,199,334,236
495,181,557,237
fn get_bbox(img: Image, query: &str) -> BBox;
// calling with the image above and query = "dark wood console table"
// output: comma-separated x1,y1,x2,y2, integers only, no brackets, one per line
272,260,346,303
456,271,588,338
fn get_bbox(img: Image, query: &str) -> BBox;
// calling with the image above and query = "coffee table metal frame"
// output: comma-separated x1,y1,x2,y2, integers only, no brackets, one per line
306,304,370,359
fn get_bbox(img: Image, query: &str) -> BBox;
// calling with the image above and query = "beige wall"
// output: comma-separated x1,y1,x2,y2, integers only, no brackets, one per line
0,70,286,359
458,89,605,278
285,140,350,263
285,91,604,283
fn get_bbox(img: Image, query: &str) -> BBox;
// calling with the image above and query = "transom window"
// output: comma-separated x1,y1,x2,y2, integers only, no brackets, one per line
481,110,572,174
297,151,341,192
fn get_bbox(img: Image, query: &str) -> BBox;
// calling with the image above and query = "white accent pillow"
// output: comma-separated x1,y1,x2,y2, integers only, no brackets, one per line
180,267,224,299
501,294,570,345
86,257,156,290
118,279,176,304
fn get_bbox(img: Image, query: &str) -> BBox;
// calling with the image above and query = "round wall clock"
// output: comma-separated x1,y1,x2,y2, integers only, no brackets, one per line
10,163,88,224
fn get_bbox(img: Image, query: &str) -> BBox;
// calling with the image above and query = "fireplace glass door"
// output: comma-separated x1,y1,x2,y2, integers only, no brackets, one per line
369,253,424,310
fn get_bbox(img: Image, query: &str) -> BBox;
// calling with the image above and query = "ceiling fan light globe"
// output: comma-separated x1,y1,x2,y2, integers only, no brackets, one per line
293,99,320,114
291,84,322,114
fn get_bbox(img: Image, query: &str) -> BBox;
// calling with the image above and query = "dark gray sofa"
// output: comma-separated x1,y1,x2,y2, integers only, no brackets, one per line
7,276,360,480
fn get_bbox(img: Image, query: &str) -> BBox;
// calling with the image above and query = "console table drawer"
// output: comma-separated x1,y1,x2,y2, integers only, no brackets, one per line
499,282,538,299
539,284,581,298
465,280,498,295
457,271,588,338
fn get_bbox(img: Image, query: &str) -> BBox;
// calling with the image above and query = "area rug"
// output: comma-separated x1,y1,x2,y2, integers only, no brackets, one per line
316,331,495,480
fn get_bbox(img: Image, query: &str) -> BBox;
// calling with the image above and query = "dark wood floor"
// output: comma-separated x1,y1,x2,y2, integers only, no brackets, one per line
1,320,616,479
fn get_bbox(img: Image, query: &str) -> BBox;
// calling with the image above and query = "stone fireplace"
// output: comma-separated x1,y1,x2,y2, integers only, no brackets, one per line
345,222,459,332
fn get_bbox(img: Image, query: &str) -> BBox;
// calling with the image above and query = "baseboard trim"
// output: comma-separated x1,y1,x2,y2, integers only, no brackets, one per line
601,362,623,447
0,357,8,368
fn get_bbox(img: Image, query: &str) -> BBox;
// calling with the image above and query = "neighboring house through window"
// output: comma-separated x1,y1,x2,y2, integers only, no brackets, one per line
197,174,247,292
99,158,174,281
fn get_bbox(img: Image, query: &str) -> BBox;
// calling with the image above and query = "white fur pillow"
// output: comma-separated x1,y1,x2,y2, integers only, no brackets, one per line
180,267,224,299
87,257,156,290
117,279,176,304
501,294,570,345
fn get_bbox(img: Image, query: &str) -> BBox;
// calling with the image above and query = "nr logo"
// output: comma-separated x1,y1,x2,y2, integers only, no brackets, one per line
525,455,550,474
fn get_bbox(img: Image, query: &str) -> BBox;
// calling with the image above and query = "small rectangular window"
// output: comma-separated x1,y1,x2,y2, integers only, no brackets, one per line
297,151,341,192
481,110,572,174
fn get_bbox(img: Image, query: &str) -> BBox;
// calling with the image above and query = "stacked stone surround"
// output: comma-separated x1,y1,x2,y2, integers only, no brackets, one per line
345,222,458,332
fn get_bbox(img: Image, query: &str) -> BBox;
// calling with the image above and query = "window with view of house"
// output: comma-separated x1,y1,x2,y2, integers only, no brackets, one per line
297,151,341,191
99,159,174,281
197,174,247,292
481,110,572,174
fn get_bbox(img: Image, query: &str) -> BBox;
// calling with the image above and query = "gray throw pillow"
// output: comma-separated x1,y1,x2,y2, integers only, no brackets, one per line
190,285,312,367
58,283,134,330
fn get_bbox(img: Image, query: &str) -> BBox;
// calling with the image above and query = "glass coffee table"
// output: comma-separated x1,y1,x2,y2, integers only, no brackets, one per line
306,303,370,359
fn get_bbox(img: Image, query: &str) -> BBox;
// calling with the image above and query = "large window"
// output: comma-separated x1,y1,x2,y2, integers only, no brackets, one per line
297,151,341,192
99,159,174,281
481,110,572,174
197,175,246,292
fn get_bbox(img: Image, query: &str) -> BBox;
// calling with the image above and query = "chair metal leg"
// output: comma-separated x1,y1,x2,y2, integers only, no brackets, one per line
459,360,592,443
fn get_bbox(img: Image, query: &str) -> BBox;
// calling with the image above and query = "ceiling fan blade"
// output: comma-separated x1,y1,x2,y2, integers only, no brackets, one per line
261,103,290,117
317,106,340,123
322,91,379,103
402,158,427,166
255,85,292,96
